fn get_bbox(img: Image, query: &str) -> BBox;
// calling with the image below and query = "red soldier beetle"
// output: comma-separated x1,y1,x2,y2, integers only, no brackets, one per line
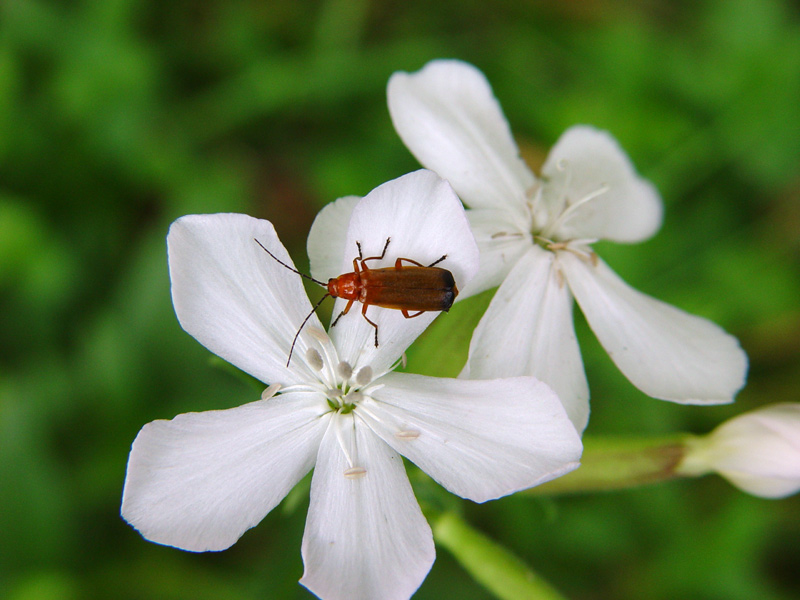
254,237,458,366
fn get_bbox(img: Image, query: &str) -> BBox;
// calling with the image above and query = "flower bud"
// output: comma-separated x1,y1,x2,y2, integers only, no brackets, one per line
679,403,800,498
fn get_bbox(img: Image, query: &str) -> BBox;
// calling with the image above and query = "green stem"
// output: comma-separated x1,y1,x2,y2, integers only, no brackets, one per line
526,434,693,496
432,512,568,600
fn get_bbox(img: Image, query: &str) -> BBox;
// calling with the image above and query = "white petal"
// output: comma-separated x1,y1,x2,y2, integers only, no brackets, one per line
307,195,361,283
456,208,532,300
168,214,325,385
362,372,582,502
388,59,534,221
463,246,590,431
560,252,748,404
329,170,479,373
687,404,800,498
720,472,800,498
121,392,328,552
539,125,663,243
301,414,434,600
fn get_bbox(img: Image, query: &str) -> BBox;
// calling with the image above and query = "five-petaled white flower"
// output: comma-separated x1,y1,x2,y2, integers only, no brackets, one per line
679,403,800,498
121,170,583,600
387,59,748,431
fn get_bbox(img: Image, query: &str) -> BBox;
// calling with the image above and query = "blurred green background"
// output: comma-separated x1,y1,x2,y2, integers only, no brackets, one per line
1,0,799,598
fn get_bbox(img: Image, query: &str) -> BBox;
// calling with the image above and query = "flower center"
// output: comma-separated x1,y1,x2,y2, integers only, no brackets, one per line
524,159,608,247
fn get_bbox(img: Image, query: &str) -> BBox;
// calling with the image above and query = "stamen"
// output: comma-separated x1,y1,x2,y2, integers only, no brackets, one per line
306,326,330,344
306,348,324,371
347,391,364,404
260,383,281,400
355,366,373,386
553,262,566,289
343,467,367,479
337,361,353,381
333,415,356,468
542,183,610,239
362,383,384,396
304,325,339,386
395,430,420,441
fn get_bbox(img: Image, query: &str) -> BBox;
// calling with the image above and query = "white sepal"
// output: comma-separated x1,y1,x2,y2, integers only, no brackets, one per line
560,252,748,404
121,392,328,552
463,246,589,431
300,414,435,600
388,60,534,221
363,372,582,502
168,213,323,385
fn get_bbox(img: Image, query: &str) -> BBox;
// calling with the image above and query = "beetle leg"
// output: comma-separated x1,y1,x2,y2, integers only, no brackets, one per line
395,257,425,268
361,304,380,347
426,254,447,267
401,309,426,319
331,298,354,327
361,237,392,266
395,255,447,269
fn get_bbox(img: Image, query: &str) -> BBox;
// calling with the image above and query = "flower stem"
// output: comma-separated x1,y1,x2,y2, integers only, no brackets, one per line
525,434,692,496
432,511,568,600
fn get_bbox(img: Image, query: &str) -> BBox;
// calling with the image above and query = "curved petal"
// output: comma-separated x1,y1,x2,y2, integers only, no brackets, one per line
301,414,434,600
688,404,800,498
307,195,361,283
720,472,800,498
388,59,534,221
456,208,532,300
539,126,663,243
362,372,582,502
168,213,325,385
462,246,589,431
560,252,748,404
121,392,328,552
329,170,479,373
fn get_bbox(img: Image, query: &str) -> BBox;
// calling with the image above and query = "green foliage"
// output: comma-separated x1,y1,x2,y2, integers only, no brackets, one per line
1,0,798,598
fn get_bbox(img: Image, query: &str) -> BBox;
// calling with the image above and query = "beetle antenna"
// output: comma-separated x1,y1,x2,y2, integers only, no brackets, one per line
254,238,327,287
287,293,330,367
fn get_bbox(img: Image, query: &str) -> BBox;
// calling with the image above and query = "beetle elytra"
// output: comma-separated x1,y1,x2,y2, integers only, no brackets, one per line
254,237,458,366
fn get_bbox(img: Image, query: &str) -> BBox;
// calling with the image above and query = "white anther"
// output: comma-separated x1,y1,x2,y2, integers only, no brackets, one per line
260,383,281,400
306,348,324,371
554,263,566,288
326,388,343,399
343,467,367,479
395,430,420,441
356,366,373,386
337,361,353,380
347,391,364,404
306,326,330,344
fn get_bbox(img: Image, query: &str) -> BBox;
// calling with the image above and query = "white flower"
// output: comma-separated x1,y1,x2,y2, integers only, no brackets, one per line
121,170,583,600
386,59,748,431
679,404,800,498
